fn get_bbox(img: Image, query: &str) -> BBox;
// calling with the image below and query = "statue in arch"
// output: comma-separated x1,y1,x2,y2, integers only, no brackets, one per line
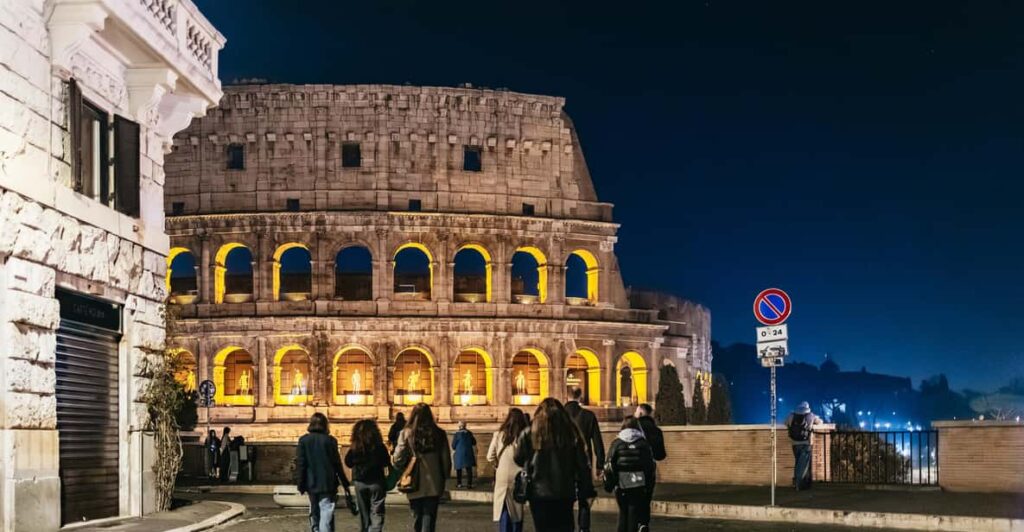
515,370,527,395
185,370,196,393
238,370,250,396
462,370,473,396
292,369,305,395
352,369,362,393
407,370,421,392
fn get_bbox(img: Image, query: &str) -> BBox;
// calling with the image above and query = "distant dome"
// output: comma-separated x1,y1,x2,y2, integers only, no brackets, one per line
820,355,840,373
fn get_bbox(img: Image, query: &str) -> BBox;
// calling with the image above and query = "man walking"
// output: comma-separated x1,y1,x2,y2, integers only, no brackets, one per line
565,387,603,532
296,413,353,532
785,401,820,490
634,404,666,462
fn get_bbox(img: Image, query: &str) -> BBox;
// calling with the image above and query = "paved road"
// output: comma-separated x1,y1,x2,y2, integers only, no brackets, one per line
205,494,901,532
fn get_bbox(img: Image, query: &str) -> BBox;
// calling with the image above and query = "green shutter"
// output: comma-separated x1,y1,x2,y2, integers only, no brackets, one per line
113,115,140,217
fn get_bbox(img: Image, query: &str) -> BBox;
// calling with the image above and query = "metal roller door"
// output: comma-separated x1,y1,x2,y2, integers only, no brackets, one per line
55,290,121,525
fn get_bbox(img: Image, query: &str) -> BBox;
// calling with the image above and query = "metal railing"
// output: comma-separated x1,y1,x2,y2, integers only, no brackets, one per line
822,430,938,485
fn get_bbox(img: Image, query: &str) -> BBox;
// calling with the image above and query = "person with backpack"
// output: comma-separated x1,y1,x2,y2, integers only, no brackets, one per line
514,398,597,532
634,404,666,462
604,416,657,532
392,403,452,532
345,419,391,532
296,413,352,532
487,408,529,532
785,401,820,490
565,388,603,532
452,421,477,489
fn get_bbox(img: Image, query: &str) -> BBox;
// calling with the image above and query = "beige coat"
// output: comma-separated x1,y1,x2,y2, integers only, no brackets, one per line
392,427,452,500
486,430,524,522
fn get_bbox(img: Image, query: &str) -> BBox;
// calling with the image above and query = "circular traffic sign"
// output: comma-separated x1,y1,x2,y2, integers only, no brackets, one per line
753,288,792,325
198,379,216,402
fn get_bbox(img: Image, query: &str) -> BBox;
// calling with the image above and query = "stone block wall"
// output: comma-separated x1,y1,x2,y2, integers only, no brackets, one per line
935,420,1024,493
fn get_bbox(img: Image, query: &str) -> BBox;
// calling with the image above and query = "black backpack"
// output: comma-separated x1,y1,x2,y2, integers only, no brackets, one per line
788,413,811,442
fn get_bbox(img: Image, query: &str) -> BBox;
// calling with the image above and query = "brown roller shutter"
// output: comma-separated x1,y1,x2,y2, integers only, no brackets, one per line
55,290,121,525
113,115,140,217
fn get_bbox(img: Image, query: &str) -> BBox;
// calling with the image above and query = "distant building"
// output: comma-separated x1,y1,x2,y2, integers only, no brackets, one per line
0,1,223,528
162,83,710,440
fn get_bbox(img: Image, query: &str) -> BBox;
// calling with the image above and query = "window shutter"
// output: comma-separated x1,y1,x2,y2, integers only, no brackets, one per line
69,79,83,192
113,115,141,217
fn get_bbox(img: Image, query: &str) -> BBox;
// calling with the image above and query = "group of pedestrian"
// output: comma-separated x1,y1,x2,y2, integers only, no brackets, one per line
204,426,248,482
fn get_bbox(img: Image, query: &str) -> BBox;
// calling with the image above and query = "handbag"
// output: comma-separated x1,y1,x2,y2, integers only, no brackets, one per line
512,446,533,504
396,455,419,493
617,470,646,490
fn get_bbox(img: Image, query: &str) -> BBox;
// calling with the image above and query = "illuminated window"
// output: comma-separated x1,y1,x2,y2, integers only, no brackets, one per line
334,349,374,405
394,245,431,300
275,348,311,405
335,246,372,300
452,350,489,405
565,353,590,404
453,246,490,303
615,352,648,407
394,349,433,405
565,250,598,305
511,350,549,405
276,245,311,301
173,350,197,393
220,349,255,405
168,249,198,304
216,245,253,304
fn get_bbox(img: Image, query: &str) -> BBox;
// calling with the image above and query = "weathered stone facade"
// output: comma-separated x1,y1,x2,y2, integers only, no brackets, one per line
0,0,222,529
164,83,711,441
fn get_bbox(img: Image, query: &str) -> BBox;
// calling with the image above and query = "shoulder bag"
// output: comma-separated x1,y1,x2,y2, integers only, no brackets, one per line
396,454,419,493
512,449,533,503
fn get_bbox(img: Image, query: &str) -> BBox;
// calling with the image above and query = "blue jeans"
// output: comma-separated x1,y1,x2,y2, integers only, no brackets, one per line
308,492,336,532
792,443,812,490
354,480,386,532
498,501,523,532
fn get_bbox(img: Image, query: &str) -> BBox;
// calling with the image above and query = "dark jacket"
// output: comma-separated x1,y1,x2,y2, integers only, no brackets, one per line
637,416,666,461
606,428,657,491
344,443,390,485
387,419,406,448
513,427,597,501
392,427,452,500
296,430,350,495
565,400,605,469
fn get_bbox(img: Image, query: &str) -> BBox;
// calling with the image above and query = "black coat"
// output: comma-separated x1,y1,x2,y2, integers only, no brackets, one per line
637,416,666,461
513,427,597,501
296,430,350,495
344,444,391,485
606,435,657,491
565,401,605,468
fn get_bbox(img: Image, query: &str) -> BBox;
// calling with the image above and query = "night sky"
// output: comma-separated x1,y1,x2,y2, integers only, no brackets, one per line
193,0,1024,392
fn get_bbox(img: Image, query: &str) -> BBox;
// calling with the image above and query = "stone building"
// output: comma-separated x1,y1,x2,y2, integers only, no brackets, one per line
0,0,222,529
163,83,711,441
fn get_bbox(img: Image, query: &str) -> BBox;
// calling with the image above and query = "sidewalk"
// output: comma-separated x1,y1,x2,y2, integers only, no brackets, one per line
65,500,244,532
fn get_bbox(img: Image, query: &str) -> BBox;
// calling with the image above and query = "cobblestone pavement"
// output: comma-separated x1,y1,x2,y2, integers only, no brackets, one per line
207,495,901,532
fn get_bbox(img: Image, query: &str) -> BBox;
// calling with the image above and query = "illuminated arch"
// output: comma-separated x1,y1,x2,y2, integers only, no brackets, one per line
214,243,253,304
272,243,311,301
452,347,494,405
332,345,375,405
170,348,197,392
213,346,255,406
394,346,436,405
273,344,312,405
566,249,599,304
166,247,195,298
512,246,548,303
565,348,602,406
615,351,648,407
511,348,550,405
393,243,433,300
453,244,492,303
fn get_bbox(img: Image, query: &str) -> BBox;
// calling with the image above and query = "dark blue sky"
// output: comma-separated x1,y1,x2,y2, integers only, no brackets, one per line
194,0,1024,391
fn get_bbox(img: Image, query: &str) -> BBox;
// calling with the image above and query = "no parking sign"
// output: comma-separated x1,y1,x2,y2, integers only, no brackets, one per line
753,288,791,325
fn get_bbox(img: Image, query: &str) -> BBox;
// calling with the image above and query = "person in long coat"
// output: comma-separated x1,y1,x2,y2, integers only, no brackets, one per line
487,408,529,532
392,403,452,532
452,421,477,488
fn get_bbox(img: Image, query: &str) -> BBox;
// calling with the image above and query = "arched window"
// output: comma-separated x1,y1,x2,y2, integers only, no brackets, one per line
214,348,255,405
167,248,198,304
335,246,373,300
394,244,432,300
215,244,253,304
394,348,434,405
334,348,374,405
172,349,197,393
565,349,601,406
452,349,492,405
616,351,648,407
511,246,548,304
511,349,549,405
453,245,491,303
274,346,312,405
565,250,598,305
274,244,311,301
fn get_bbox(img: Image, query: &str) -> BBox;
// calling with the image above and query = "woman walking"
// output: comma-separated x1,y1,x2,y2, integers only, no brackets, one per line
392,403,452,532
387,412,406,450
296,413,352,532
605,416,656,532
452,421,477,488
514,398,596,532
345,419,391,532
487,408,529,532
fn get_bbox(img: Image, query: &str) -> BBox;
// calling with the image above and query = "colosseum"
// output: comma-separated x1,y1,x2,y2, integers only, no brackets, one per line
163,83,711,440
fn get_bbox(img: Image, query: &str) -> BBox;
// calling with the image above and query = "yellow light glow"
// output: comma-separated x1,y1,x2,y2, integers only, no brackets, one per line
393,347,436,405
212,346,255,406
514,348,550,399
568,249,599,304
166,247,192,296
214,243,250,304
455,244,493,302
273,344,313,406
452,347,494,405
393,242,434,299
514,246,548,303
573,348,603,405
332,346,375,406
271,242,310,301
616,351,648,407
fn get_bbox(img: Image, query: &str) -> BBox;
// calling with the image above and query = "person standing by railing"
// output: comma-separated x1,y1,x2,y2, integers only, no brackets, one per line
785,401,821,490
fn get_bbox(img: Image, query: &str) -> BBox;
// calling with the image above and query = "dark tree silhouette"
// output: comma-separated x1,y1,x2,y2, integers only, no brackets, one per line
690,379,708,425
706,373,733,424
654,364,688,425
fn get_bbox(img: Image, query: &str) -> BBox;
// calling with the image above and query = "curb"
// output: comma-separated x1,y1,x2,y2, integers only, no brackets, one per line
446,490,1024,532
166,501,246,532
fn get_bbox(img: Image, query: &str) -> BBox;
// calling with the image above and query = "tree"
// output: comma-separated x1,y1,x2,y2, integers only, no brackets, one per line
141,306,188,511
690,379,707,425
706,373,733,424
654,364,688,425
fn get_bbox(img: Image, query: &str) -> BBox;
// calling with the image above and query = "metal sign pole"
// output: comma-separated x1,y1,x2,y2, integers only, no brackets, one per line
770,364,777,507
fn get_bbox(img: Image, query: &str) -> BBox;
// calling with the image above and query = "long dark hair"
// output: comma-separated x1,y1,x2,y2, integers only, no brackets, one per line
393,412,406,429
308,412,329,434
407,403,440,453
500,408,529,446
350,419,384,455
531,398,584,452
621,415,640,431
